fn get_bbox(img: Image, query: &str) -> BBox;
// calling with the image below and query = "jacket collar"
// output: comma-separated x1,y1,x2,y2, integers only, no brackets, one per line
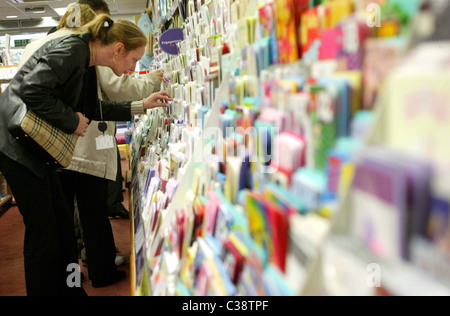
77,31,92,69
79,31,92,46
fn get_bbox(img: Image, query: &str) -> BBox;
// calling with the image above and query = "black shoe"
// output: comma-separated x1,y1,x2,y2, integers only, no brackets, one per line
108,204,129,219
114,204,129,219
91,270,127,288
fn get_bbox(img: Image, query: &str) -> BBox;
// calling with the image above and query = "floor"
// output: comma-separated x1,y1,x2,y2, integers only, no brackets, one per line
0,153,132,296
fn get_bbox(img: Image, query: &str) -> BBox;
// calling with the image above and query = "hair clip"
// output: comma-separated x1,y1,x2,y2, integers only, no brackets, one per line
104,19,114,28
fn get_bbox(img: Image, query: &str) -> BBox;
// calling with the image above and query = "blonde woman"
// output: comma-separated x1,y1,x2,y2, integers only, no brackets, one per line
0,13,171,295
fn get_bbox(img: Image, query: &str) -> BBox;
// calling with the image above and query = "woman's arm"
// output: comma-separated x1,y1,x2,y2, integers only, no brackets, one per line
19,38,87,133
94,91,173,121
97,66,162,102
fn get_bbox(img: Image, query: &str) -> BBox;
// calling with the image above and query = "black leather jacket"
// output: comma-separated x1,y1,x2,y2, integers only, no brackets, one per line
0,32,133,179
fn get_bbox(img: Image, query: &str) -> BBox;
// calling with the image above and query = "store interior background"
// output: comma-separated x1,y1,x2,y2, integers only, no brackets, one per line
1,0,450,296
0,0,146,62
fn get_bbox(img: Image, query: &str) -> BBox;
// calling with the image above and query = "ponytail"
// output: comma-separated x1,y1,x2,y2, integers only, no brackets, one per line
80,14,147,53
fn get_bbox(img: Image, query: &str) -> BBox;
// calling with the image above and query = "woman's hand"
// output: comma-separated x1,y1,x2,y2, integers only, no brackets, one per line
153,70,164,82
74,112,89,136
143,91,173,110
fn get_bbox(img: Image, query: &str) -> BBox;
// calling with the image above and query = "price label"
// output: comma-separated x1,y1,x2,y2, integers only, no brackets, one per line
96,134,114,150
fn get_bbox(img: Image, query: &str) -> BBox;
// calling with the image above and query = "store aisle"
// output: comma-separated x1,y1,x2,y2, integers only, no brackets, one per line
0,153,132,296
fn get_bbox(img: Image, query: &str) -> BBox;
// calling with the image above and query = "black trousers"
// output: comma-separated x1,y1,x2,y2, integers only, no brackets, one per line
57,170,118,284
0,152,86,296
107,146,124,216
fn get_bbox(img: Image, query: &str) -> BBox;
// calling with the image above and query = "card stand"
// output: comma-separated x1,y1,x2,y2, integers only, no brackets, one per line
148,72,231,254
299,150,450,295
129,110,168,295
300,234,450,296
130,73,232,295
150,3,180,36
130,162,153,295
298,54,450,295
284,212,331,295
132,3,450,295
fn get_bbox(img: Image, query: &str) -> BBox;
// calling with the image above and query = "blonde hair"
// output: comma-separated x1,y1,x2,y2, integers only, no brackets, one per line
81,14,147,53
57,4,97,30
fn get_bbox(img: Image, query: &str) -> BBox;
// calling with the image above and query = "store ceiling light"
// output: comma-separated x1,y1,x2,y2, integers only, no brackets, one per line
6,16,18,19
25,7,46,14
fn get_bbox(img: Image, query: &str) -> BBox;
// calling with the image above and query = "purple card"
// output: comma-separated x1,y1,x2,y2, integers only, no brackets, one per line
351,152,408,260
363,148,433,242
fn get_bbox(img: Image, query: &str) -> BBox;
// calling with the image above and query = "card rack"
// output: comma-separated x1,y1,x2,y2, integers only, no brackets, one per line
128,0,450,296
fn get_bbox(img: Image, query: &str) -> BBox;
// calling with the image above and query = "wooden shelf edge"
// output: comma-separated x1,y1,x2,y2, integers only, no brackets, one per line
130,188,136,296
